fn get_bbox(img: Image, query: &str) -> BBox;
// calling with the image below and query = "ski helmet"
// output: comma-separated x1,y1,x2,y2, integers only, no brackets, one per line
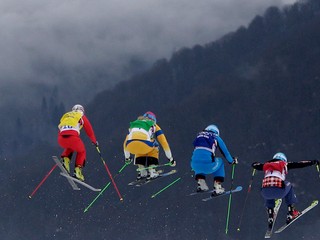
72,104,85,114
143,111,156,123
272,152,287,162
205,124,219,136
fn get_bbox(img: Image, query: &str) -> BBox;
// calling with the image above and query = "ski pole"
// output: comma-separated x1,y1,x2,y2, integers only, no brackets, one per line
316,163,320,179
84,162,129,212
136,163,171,171
28,163,58,199
95,146,123,202
237,168,256,232
151,177,181,198
225,163,236,234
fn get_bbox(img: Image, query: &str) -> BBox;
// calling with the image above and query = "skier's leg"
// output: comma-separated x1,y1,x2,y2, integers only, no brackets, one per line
191,149,214,192
283,181,300,223
135,157,148,179
146,155,160,179
212,158,225,195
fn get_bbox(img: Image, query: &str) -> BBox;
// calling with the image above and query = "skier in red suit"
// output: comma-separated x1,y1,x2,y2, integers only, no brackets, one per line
58,104,98,181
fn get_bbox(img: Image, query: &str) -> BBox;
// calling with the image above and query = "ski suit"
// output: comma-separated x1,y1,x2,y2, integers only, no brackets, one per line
252,160,316,208
191,130,233,181
58,111,97,167
123,118,173,166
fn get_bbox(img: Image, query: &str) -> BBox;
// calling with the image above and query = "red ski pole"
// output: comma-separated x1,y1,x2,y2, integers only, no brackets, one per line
95,147,123,202
28,163,58,199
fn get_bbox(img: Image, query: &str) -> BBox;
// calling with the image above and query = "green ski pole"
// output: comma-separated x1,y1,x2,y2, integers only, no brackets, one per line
151,177,181,198
84,162,129,212
225,163,236,234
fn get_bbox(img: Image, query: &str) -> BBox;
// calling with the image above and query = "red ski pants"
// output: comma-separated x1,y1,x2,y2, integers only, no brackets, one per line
58,135,86,167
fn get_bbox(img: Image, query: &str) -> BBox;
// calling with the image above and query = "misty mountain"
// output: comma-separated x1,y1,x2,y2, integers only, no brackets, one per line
2,0,320,239
90,0,320,161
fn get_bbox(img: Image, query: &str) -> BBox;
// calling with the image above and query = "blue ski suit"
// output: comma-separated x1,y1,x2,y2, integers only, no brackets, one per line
190,130,234,181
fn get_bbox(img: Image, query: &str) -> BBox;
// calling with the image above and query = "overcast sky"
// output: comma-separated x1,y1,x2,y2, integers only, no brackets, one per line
0,0,298,102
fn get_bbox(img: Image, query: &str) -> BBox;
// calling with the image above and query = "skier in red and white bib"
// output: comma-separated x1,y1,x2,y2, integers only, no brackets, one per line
252,152,318,227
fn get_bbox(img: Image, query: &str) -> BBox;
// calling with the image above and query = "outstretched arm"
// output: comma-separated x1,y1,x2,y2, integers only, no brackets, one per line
216,136,234,164
82,115,97,144
155,125,173,160
287,160,319,170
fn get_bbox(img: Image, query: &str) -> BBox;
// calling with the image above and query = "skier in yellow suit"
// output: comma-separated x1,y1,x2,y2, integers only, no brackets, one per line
123,111,176,180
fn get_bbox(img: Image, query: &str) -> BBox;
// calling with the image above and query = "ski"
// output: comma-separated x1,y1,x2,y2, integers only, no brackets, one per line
52,156,80,190
201,186,242,202
128,170,163,186
60,172,101,192
188,186,239,197
135,170,177,186
189,185,242,196
274,200,318,234
265,199,282,238
128,169,163,186
129,170,177,187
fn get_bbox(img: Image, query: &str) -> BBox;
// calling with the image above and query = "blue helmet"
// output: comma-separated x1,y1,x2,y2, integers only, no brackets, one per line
273,152,287,162
205,124,219,136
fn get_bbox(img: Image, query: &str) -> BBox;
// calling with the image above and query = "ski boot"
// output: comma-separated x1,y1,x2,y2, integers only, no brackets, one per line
62,157,70,174
147,165,160,180
286,205,300,224
197,179,209,192
74,166,85,181
211,181,225,196
137,165,148,180
267,208,274,229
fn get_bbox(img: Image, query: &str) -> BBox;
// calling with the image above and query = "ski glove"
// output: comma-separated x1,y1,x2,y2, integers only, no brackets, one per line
125,157,132,165
251,162,263,170
169,158,176,167
232,157,238,165
92,141,99,147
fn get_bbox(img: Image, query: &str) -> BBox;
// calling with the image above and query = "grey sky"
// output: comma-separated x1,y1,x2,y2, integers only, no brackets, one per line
0,0,297,103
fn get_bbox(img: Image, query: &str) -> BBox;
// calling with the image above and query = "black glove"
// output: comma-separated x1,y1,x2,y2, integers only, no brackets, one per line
312,160,319,165
125,157,132,165
232,157,238,165
169,158,176,167
251,162,259,168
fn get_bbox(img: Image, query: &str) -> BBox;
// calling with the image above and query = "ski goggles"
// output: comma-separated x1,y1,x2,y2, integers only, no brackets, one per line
143,112,156,123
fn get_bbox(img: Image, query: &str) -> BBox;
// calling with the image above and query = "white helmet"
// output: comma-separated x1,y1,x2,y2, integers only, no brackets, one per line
205,124,219,136
72,104,85,114
273,152,287,162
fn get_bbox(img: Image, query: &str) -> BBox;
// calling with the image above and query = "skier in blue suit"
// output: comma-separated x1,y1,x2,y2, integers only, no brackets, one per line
191,124,238,196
